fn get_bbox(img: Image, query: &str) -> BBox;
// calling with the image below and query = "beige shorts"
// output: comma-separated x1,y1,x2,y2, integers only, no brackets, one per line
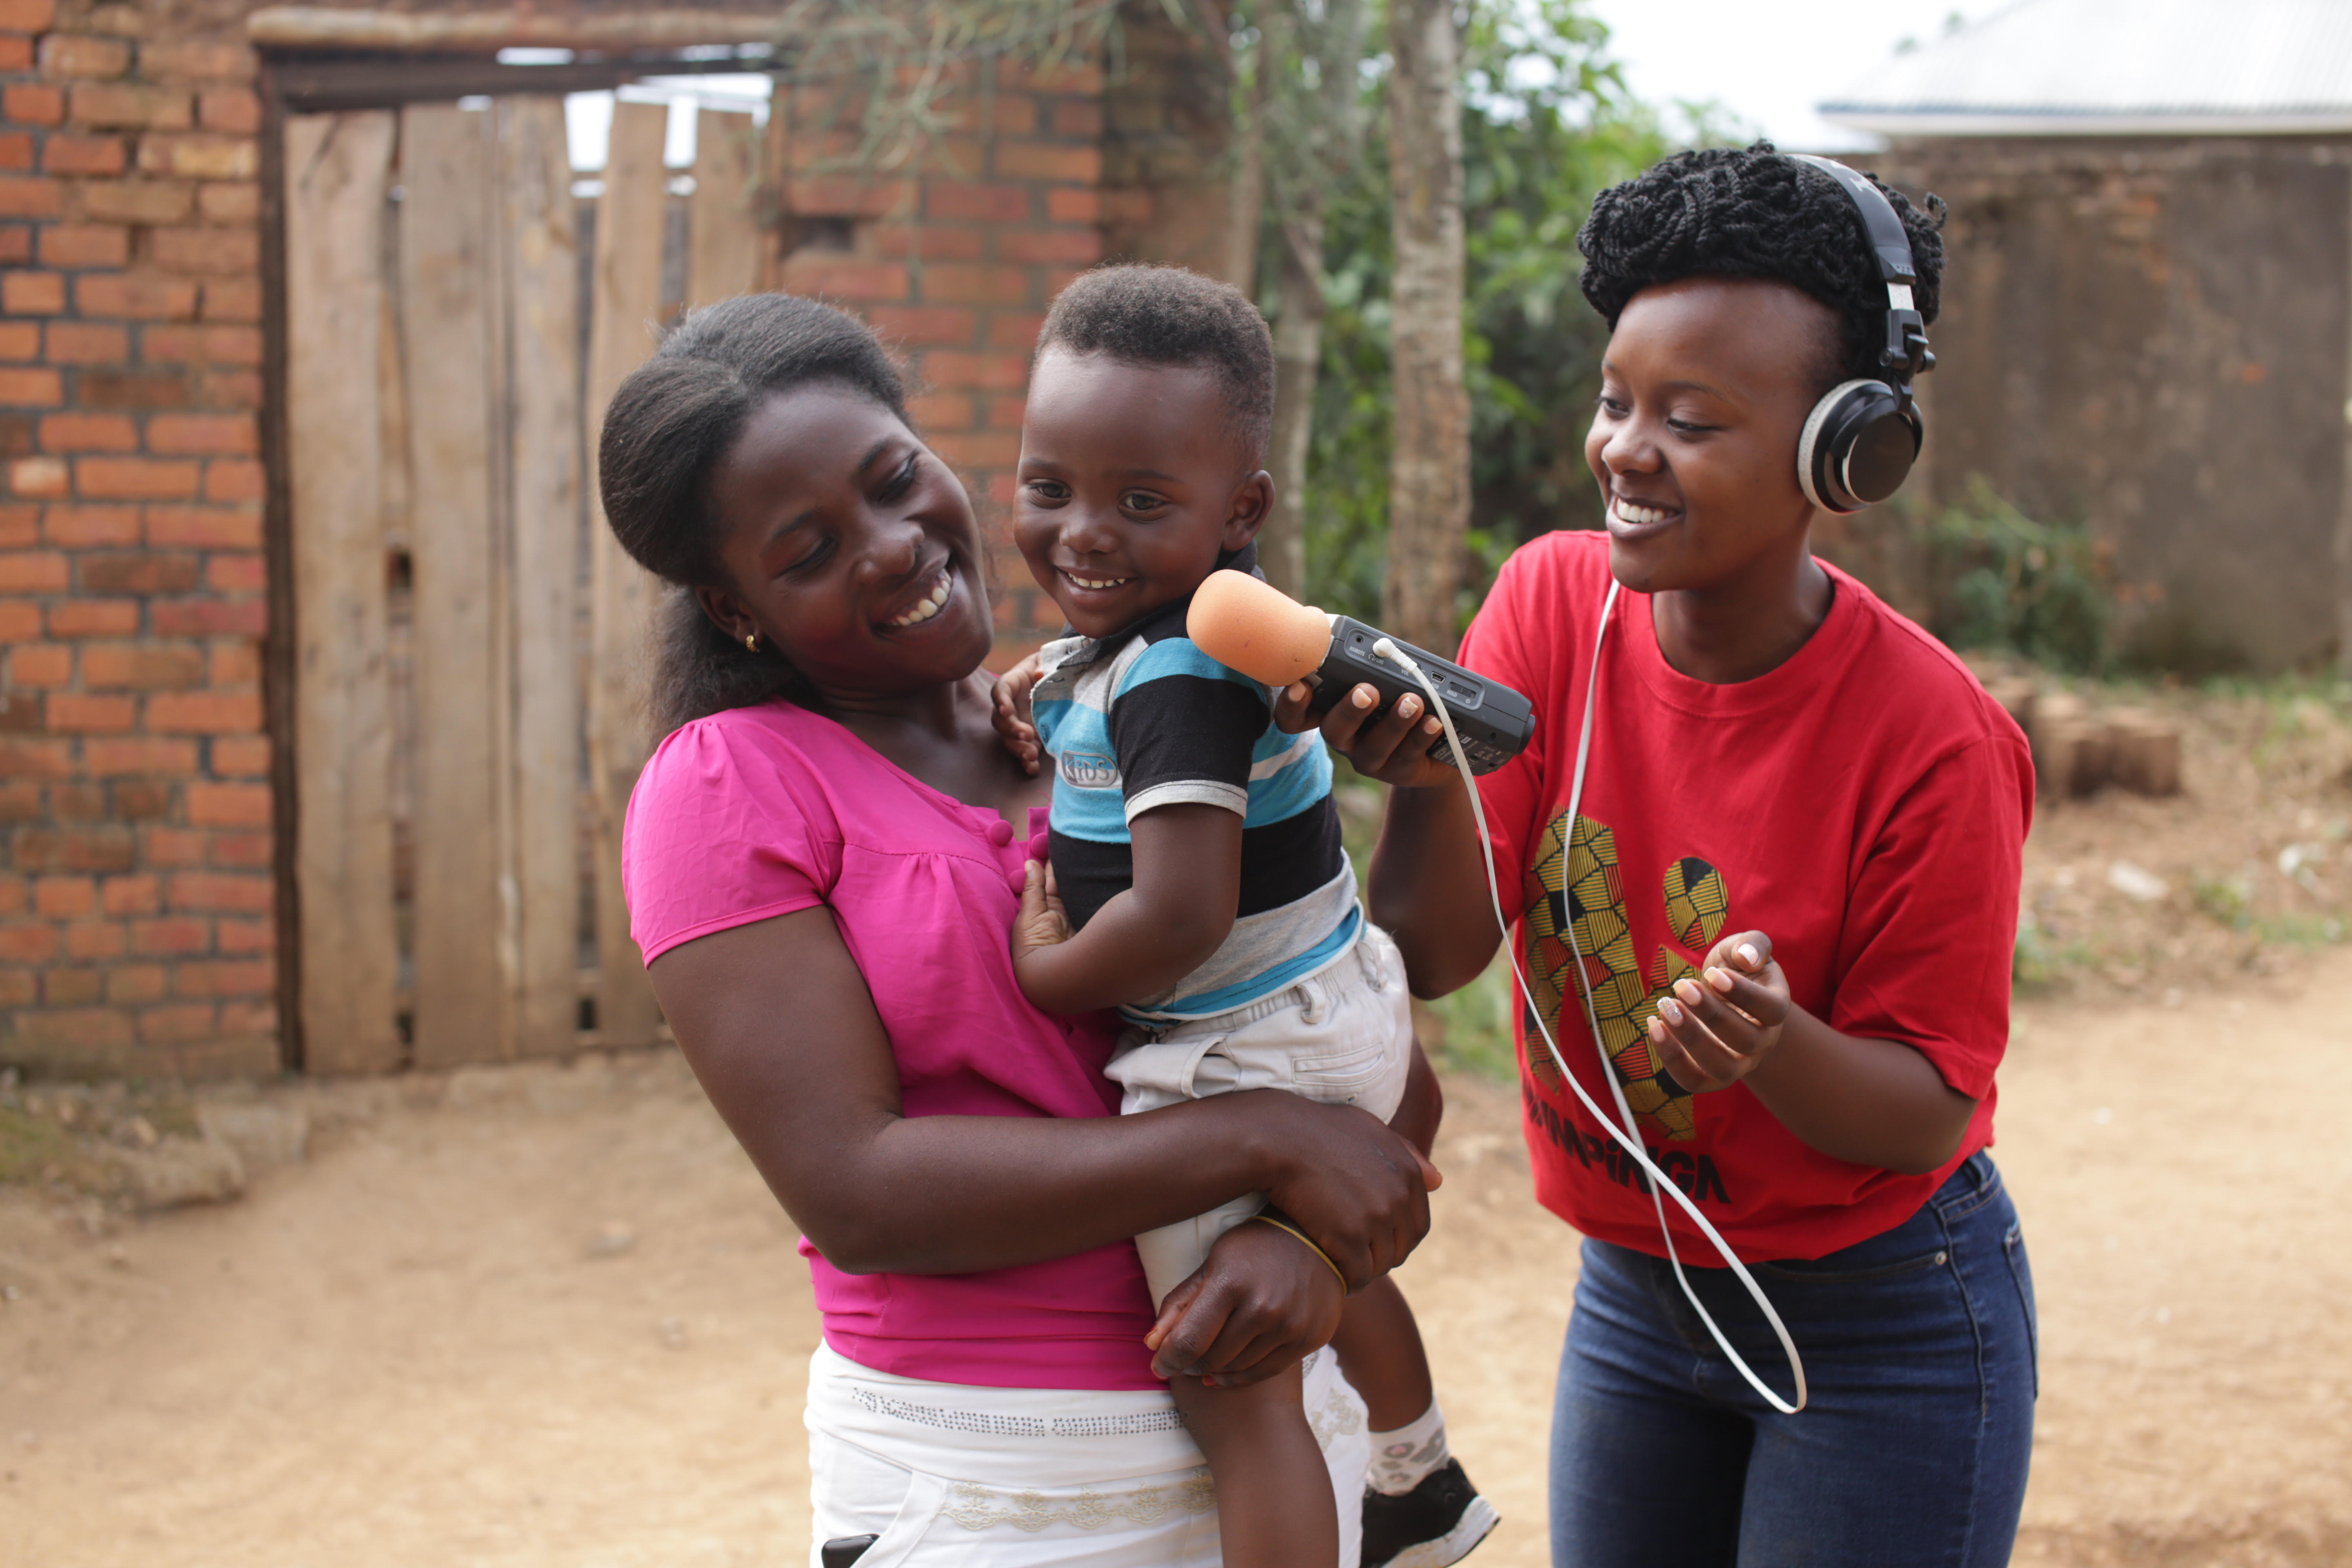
1107,923,1415,1305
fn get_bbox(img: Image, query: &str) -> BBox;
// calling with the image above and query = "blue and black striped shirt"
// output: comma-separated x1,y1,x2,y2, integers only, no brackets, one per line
1033,580,1357,1022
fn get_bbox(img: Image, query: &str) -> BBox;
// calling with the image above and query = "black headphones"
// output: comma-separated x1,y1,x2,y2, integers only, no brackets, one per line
1788,154,1935,514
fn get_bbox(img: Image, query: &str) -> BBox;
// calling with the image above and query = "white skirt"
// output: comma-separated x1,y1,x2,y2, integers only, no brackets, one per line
804,1340,1370,1566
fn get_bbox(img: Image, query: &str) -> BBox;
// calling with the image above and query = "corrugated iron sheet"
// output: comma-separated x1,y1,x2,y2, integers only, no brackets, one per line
1821,0,2352,134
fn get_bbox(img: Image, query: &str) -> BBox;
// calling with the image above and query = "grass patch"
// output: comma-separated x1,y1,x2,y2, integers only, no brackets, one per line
2012,913,2097,992
0,1102,75,1185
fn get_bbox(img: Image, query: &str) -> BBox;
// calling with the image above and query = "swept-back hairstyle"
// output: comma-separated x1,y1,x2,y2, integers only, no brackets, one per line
597,293,911,733
1035,263,1276,468
1577,141,1945,392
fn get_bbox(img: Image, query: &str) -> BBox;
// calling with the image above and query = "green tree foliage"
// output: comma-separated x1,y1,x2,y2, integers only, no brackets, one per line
1278,1,1672,625
1929,475,2113,673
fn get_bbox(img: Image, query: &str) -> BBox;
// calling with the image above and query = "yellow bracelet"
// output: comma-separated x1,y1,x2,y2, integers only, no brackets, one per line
1251,1213,1348,1290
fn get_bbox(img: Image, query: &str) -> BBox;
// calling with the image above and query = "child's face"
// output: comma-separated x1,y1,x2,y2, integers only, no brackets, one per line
1584,275,1835,596
1016,347,1269,641
697,385,994,702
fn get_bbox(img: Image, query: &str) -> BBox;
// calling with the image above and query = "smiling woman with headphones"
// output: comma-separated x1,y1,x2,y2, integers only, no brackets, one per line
1292,143,2038,1566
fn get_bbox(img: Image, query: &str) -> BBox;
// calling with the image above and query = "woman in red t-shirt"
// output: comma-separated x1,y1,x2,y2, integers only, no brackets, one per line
1295,145,2037,1565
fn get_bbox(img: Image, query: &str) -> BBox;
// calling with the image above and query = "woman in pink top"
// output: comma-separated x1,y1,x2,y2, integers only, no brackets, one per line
604,294,1439,1567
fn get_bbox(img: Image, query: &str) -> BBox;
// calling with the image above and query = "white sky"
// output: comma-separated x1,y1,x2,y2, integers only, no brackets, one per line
1582,0,2012,149
563,76,771,172
547,3,2016,174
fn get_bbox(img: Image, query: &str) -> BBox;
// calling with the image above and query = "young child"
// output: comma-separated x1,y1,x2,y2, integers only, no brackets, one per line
998,264,1497,1568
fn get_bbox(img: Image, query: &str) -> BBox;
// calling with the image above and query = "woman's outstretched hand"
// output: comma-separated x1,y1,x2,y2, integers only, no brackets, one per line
1648,930,1792,1093
990,651,1045,776
1145,1218,1345,1386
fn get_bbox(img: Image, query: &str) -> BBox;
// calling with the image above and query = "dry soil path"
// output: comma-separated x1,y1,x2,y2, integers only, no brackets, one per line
6,949,2351,1566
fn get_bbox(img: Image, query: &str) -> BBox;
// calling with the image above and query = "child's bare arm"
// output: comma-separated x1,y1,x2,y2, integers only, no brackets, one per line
1013,802,1241,1014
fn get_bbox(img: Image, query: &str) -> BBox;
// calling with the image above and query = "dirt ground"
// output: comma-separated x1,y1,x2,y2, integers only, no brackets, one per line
4,681,2352,1567
1,949,2347,1567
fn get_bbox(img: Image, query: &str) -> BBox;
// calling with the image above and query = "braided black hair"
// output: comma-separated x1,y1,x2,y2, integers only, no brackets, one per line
597,293,913,734
1577,142,1945,392
1036,263,1275,468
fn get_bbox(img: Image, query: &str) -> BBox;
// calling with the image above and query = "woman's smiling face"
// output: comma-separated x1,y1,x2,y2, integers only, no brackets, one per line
1585,275,1841,596
697,384,994,701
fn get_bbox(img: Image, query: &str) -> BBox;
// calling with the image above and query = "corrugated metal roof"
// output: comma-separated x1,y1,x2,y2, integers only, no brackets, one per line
1820,0,2352,137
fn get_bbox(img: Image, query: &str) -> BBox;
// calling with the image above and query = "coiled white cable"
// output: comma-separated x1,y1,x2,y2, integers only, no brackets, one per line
1372,601,1808,1414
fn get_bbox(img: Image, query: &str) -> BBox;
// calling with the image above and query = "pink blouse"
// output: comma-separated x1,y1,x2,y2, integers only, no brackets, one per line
623,698,1160,1390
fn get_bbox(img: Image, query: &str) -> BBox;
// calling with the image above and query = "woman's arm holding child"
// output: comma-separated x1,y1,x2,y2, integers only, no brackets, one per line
653,904,1435,1287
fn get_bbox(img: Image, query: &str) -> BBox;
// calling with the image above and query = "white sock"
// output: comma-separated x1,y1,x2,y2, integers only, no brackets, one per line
1367,1399,1450,1496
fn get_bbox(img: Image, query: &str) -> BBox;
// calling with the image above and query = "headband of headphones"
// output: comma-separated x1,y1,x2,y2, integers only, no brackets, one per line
1788,154,1934,409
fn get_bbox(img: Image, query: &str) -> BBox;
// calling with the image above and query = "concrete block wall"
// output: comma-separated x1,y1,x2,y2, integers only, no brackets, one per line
0,0,272,1079
1867,136,2352,673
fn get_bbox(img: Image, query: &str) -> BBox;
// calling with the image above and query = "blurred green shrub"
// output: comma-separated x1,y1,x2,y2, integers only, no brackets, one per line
1929,476,2112,673
1425,955,1522,1082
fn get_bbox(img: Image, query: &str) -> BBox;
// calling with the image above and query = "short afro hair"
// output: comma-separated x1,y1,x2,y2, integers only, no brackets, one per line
1577,142,1945,392
1036,263,1276,468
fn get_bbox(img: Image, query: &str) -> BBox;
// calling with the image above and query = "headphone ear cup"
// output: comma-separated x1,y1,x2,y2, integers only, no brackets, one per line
1797,379,1922,513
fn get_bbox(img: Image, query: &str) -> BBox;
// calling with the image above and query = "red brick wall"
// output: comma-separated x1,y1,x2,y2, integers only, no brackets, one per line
0,0,271,1078
773,55,1118,656
0,3,1230,1079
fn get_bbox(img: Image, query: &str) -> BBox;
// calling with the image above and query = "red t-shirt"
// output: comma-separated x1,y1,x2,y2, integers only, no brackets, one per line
1456,530,2033,1262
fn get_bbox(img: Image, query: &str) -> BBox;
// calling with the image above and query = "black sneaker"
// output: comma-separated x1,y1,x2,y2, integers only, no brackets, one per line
1361,1459,1500,1568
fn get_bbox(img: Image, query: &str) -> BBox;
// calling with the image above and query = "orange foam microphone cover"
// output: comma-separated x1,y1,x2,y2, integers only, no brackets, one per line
1187,569,1333,687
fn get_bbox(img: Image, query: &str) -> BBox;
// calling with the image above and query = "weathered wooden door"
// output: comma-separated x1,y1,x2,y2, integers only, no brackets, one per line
281,93,766,1071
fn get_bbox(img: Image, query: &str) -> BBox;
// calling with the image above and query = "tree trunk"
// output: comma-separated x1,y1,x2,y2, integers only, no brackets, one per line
1223,2,1272,290
1263,208,1321,597
1382,0,1470,655
1257,0,1359,600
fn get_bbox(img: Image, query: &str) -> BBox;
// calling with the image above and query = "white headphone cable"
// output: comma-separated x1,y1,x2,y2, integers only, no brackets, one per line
1372,597,1808,1413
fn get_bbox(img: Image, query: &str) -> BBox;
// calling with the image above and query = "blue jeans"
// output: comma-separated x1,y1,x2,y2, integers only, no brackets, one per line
1550,1152,2036,1568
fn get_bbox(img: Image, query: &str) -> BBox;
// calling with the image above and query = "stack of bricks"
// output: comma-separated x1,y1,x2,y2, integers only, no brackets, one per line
0,0,270,1078
773,56,1117,658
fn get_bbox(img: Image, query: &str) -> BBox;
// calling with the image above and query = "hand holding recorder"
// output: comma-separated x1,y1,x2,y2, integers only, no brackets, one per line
1186,570,1536,786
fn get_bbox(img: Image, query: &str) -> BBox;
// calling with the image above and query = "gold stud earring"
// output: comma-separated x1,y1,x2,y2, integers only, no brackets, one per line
744,632,759,653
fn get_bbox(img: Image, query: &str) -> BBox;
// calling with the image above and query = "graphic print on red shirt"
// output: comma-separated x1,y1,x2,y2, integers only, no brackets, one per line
1523,811,1726,1144
1457,529,2034,1263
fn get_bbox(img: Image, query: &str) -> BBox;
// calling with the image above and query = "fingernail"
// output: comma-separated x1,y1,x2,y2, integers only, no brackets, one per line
1400,697,1420,717
1648,1016,1666,1042
1706,967,1733,993
1674,978,1704,1006
1353,687,1375,709
1658,997,1683,1025
1737,942,1760,966
1424,719,1441,735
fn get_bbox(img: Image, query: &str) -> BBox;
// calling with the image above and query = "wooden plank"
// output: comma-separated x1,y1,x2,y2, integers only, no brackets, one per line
499,94,585,1058
756,82,790,292
686,105,761,309
398,101,507,1066
251,6,787,51
273,54,768,115
585,99,670,1045
284,110,401,1074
